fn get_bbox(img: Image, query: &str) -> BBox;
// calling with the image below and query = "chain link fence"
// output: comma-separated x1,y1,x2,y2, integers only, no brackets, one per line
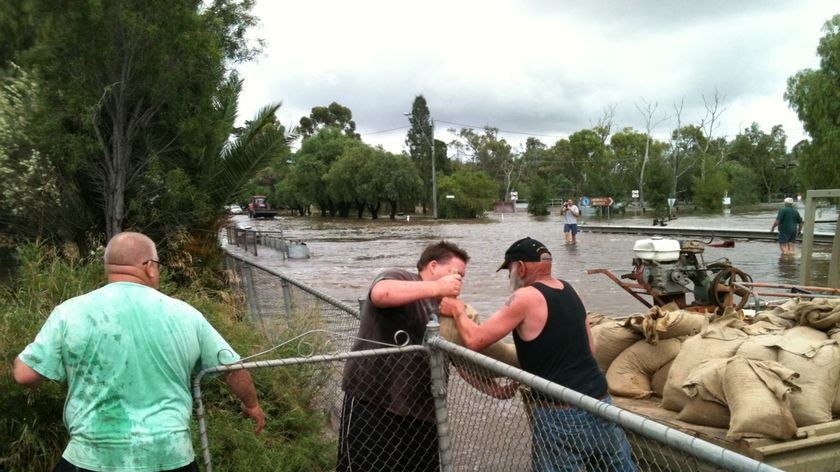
195,248,783,472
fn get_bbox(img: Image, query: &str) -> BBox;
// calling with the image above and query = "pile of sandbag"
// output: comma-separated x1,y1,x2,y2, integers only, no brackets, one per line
590,305,710,399
597,298,840,441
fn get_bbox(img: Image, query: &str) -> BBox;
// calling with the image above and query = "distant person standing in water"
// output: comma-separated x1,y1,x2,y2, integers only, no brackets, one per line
771,197,803,255
560,198,580,245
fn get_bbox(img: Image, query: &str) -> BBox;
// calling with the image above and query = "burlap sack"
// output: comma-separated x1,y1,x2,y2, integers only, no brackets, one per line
724,357,799,441
650,360,672,398
752,298,801,329
741,320,786,336
776,327,840,426
677,398,730,428
735,335,782,362
591,321,644,372
682,358,729,406
439,304,519,369
660,313,748,412
797,298,840,332
606,338,682,399
638,306,708,345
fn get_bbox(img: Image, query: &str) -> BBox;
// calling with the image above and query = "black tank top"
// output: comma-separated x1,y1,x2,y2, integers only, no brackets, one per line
513,281,607,398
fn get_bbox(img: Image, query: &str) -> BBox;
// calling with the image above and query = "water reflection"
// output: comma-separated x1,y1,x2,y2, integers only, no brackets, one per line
231,209,832,317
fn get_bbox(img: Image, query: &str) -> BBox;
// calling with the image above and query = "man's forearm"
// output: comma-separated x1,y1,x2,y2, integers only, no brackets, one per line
225,369,259,407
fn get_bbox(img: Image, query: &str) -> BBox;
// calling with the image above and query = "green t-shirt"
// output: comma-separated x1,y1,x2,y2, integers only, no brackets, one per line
775,206,803,235
19,282,239,471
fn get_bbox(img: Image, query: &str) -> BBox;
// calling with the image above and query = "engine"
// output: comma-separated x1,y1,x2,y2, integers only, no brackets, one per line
627,238,729,307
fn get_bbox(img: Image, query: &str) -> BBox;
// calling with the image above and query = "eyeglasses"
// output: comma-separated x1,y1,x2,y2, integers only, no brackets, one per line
143,259,162,267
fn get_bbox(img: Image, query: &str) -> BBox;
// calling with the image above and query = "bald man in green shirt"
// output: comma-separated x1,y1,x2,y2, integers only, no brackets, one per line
13,232,264,472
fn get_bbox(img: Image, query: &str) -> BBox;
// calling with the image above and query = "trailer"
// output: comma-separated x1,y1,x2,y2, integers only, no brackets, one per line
614,396,840,471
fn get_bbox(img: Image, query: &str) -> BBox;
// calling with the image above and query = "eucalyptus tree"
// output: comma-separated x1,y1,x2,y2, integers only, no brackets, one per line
24,0,263,241
728,123,789,202
454,126,516,200
299,102,360,140
610,127,667,205
635,100,669,208
786,14,840,189
567,128,610,197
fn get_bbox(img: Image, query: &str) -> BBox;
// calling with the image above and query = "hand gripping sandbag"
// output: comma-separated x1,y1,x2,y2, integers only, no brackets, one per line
438,303,519,370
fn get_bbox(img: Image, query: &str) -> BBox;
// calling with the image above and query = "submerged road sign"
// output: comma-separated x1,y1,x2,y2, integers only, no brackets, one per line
590,197,614,207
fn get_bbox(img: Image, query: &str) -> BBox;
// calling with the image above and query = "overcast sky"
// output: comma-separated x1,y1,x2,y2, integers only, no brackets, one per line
235,1,837,155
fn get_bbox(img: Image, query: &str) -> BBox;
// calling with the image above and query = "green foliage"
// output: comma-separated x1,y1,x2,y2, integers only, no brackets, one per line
298,102,360,140
0,243,334,471
526,177,551,216
453,127,515,201
785,14,840,189
437,170,497,218
324,142,369,217
643,156,672,212
692,163,730,211
728,123,791,202
722,161,761,206
363,150,424,219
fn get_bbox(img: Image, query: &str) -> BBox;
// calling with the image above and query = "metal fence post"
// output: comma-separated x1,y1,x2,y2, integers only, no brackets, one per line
425,319,453,472
242,263,262,321
281,278,293,316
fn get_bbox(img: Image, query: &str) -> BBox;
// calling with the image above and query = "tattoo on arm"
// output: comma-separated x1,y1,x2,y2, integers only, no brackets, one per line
504,293,516,307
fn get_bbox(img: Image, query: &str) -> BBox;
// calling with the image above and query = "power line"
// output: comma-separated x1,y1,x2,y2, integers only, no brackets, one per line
360,120,564,141
435,119,564,139
360,125,410,136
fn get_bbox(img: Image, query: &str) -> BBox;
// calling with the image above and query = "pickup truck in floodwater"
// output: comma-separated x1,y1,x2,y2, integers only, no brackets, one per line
247,195,278,219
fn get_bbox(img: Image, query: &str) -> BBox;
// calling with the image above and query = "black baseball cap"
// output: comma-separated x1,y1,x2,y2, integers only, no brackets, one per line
496,237,552,272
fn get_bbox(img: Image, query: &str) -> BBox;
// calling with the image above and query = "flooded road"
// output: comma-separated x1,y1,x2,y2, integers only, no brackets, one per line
229,209,833,317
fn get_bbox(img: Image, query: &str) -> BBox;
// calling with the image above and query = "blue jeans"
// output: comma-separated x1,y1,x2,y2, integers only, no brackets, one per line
531,396,638,472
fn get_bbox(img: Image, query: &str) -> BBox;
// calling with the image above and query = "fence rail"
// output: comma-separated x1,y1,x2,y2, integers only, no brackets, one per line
198,248,784,472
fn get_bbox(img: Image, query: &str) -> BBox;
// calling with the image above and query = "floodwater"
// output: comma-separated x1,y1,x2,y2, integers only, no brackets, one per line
228,208,834,317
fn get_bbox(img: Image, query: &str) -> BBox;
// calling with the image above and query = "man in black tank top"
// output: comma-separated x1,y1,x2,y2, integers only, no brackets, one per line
440,237,637,472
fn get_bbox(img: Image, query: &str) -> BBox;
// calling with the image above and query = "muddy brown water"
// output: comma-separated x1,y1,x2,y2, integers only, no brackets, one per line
230,210,833,317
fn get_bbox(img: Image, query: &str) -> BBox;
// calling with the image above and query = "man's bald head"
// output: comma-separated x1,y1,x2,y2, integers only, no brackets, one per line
104,232,158,267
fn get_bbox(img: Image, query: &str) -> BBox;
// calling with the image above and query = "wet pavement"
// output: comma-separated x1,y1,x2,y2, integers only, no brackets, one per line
228,209,833,317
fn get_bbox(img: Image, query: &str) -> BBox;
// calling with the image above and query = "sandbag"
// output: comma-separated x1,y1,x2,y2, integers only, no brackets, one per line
752,298,801,329
741,320,786,336
735,335,781,362
724,357,799,441
650,360,672,398
606,338,682,399
776,327,840,426
591,321,644,372
661,313,748,412
677,398,730,428
797,298,840,332
439,304,519,369
682,358,729,406
638,306,708,344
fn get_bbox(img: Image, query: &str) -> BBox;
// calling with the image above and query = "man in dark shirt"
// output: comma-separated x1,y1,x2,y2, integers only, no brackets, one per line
337,241,468,472
771,197,803,255
440,237,637,472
